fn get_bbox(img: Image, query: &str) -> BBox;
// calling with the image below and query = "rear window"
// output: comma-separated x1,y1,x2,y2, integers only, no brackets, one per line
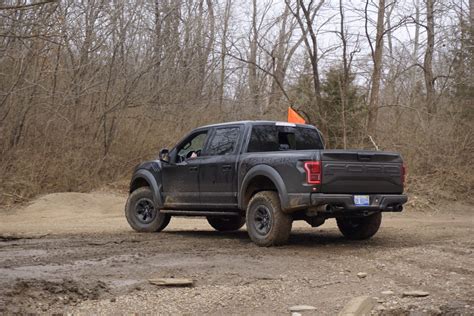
247,125,323,152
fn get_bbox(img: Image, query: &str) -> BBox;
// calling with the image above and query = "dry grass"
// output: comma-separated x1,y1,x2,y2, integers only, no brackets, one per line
1,106,472,208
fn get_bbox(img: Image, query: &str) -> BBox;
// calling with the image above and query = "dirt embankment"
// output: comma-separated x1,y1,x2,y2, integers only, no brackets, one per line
0,192,473,315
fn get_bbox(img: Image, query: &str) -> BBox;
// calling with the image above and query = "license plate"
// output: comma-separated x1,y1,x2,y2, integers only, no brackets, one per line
354,195,370,206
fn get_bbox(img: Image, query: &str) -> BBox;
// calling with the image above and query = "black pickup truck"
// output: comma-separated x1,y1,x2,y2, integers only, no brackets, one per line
125,121,407,246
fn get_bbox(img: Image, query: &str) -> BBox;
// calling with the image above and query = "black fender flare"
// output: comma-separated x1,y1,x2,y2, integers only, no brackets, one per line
130,169,164,208
238,164,289,211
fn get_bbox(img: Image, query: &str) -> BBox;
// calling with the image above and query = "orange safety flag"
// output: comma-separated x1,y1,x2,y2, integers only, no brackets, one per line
287,107,306,124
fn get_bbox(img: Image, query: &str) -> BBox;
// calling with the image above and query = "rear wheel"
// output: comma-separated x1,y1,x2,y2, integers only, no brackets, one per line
125,187,171,232
336,212,382,240
246,191,292,247
206,216,245,232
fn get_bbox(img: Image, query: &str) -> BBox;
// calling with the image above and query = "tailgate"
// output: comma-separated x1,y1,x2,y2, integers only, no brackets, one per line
320,150,404,194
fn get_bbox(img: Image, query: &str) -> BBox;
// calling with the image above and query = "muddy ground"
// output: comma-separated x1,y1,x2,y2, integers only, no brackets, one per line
0,192,472,315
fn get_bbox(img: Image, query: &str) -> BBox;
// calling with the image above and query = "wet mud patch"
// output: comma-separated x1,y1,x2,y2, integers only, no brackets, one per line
0,278,110,314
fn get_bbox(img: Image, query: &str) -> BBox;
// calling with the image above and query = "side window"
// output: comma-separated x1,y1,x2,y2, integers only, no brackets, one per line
176,131,208,162
247,126,278,152
206,127,240,156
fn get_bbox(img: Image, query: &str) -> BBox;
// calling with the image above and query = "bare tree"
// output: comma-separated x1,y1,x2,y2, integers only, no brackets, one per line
366,0,386,138
413,0,421,59
286,0,325,112
0,0,57,11
423,0,436,114
267,6,306,110
338,0,349,148
218,0,232,108
248,0,259,110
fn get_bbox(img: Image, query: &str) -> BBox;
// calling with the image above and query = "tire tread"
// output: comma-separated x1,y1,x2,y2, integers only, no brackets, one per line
246,191,292,246
125,187,171,232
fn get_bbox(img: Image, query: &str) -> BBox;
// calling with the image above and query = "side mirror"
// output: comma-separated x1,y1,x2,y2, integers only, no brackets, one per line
159,148,169,162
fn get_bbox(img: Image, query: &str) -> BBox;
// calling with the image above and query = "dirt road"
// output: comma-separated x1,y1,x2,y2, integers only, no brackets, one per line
0,192,473,315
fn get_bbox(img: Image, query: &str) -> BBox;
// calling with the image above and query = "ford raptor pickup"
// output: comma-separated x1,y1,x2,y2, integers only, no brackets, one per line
125,121,407,246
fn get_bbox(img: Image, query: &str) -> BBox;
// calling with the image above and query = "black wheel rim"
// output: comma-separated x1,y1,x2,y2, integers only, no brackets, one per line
253,205,272,235
347,218,362,229
135,198,157,224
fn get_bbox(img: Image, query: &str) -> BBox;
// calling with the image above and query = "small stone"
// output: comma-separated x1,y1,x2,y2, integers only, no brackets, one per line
289,305,317,312
110,298,116,303
148,278,194,287
402,290,430,297
381,290,394,295
339,296,375,316
291,313,302,316
357,272,368,278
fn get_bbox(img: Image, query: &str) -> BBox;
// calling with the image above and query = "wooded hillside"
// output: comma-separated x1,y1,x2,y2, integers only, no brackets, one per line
0,0,472,206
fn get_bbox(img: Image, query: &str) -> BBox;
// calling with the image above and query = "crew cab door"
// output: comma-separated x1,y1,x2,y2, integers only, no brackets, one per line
161,129,209,208
198,125,242,208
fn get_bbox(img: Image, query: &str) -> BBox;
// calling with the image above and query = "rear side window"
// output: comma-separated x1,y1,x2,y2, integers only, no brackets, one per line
206,127,240,155
247,125,323,152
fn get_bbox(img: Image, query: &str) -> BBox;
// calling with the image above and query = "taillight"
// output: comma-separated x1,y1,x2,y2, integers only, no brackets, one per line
401,164,406,185
304,161,321,185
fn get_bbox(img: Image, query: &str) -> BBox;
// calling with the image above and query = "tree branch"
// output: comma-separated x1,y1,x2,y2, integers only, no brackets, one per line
0,0,57,10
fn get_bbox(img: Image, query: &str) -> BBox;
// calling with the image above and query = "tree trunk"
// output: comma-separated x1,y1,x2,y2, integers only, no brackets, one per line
413,0,420,59
248,0,259,111
424,0,436,115
218,0,231,108
366,0,385,137
268,6,289,108
470,0,474,32
339,0,348,149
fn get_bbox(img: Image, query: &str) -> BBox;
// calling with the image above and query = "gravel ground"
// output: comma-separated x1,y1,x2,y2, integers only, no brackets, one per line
0,192,472,315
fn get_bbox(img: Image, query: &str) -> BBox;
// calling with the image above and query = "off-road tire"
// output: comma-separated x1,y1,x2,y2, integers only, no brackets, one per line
246,191,292,247
206,216,246,232
336,212,382,240
125,187,171,232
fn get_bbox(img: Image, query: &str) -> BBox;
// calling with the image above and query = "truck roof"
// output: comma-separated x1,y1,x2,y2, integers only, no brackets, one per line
199,120,314,129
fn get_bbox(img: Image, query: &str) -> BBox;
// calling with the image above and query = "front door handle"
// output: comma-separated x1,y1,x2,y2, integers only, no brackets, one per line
222,165,232,171
189,166,198,172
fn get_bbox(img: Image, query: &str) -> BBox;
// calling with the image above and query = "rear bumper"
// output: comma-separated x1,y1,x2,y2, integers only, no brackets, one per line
310,193,408,212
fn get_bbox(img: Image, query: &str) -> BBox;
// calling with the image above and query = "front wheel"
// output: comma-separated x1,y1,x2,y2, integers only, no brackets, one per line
246,191,292,247
125,187,171,232
207,216,245,232
336,212,382,240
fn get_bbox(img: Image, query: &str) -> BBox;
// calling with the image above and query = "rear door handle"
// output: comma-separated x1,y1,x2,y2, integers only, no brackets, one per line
189,166,198,172
222,165,232,171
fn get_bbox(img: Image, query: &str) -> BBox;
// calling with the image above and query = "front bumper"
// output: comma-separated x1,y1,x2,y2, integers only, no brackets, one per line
310,193,408,212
